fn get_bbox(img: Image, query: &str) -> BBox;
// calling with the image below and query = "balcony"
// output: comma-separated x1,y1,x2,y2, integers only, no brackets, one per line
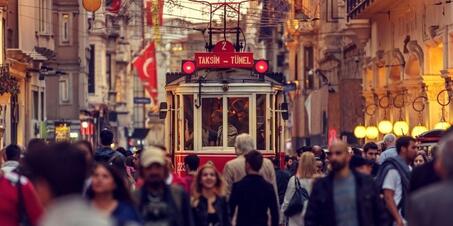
347,0,399,20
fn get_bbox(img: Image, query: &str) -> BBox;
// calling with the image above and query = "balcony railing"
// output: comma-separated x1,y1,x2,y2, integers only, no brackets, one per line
347,0,374,19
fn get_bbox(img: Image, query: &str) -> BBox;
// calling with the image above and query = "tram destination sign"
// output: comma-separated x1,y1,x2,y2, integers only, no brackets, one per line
194,52,254,69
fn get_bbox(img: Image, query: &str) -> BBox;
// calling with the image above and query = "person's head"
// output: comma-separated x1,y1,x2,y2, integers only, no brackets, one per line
272,157,280,169
363,142,379,162
100,129,114,146
396,136,417,163
413,152,428,167
351,147,363,157
234,133,255,155
192,163,225,199
312,145,323,158
383,133,397,148
349,155,373,175
438,128,453,180
140,146,167,189
327,141,351,172
244,150,263,174
297,152,317,178
184,154,200,173
24,142,87,207
87,163,131,202
4,144,21,161
75,140,94,164
315,157,325,174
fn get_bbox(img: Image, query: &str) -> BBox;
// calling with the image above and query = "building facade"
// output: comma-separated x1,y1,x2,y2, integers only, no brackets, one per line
348,0,453,139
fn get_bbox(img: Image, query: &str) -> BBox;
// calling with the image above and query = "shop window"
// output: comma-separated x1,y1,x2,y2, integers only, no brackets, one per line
226,97,249,147
256,95,266,150
202,98,223,147
184,95,194,150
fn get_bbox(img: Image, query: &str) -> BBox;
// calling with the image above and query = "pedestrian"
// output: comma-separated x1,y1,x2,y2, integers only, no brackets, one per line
223,133,277,199
408,145,441,194
407,128,453,226
87,163,142,225
1,144,21,174
285,156,298,176
132,146,194,226
94,129,124,163
0,169,44,226
183,154,200,194
272,157,290,205
229,150,279,226
376,136,417,226
349,155,374,176
191,163,230,226
281,152,318,226
379,134,397,164
311,146,324,159
305,141,387,226
314,157,326,176
75,140,95,166
110,155,136,190
26,138,47,153
363,142,380,177
25,142,113,226
412,152,427,168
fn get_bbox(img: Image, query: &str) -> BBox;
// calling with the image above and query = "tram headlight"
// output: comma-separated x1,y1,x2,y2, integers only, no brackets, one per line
254,60,269,74
182,60,196,75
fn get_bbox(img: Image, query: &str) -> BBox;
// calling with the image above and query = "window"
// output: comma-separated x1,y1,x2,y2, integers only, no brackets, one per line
33,91,39,120
304,46,314,89
202,98,223,147
256,95,266,150
226,97,249,147
59,77,70,103
88,45,95,94
183,95,194,150
106,53,112,91
38,0,49,33
60,13,71,44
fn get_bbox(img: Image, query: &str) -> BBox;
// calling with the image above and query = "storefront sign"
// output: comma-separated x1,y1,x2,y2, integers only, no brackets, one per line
55,122,71,142
194,52,254,69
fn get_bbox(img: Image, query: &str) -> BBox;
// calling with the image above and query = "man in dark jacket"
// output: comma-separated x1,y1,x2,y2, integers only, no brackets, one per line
94,129,124,163
305,141,387,226
230,150,279,226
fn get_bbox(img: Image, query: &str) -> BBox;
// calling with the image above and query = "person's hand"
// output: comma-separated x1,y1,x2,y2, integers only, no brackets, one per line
396,218,405,226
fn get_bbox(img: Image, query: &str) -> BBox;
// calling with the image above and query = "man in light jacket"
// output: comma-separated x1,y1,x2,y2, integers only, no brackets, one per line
223,133,278,199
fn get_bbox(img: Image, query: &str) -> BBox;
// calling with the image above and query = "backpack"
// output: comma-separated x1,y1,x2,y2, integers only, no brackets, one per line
284,177,310,217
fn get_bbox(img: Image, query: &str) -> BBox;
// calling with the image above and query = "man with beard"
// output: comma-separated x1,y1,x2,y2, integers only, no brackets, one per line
305,141,386,226
133,146,194,226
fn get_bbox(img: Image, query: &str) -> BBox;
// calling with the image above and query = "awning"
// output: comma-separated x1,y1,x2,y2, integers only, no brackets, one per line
129,128,150,140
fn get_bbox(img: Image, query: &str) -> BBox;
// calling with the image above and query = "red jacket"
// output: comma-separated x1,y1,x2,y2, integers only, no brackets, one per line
0,173,43,226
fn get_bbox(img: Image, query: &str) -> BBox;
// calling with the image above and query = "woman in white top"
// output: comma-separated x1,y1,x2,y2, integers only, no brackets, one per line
281,152,319,226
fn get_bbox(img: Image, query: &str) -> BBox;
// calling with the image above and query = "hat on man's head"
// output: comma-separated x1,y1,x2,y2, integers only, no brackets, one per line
141,146,166,167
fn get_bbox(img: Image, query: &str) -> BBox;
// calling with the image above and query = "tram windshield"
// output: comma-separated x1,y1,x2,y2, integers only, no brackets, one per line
202,97,223,147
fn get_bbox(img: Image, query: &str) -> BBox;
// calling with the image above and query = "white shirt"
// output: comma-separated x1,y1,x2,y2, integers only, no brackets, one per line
383,169,404,222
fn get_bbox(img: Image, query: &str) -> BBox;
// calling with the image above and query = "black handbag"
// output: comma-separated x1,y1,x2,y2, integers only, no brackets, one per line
17,174,32,226
284,177,309,217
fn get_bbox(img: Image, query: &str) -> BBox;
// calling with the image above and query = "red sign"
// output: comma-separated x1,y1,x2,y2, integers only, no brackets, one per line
194,52,254,69
213,40,235,52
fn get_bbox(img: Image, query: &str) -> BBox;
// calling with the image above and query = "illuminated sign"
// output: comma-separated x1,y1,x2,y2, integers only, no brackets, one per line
55,122,71,142
194,52,254,69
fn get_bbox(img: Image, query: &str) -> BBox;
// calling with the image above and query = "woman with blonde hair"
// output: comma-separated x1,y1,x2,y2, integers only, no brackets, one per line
191,163,231,226
281,152,319,226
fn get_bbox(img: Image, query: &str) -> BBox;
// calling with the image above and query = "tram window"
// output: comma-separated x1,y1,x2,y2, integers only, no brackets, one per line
226,97,249,147
256,94,266,150
184,95,194,150
202,98,223,147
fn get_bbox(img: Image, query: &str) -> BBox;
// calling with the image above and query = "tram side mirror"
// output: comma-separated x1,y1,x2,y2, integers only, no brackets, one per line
159,102,168,119
280,103,289,120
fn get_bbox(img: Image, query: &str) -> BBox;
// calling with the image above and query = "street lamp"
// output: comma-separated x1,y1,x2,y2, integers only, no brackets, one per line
354,125,367,139
434,89,451,130
366,126,379,140
377,94,393,134
81,121,89,129
411,95,429,137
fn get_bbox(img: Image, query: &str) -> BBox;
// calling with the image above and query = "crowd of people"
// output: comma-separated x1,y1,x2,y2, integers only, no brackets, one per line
1,127,453,226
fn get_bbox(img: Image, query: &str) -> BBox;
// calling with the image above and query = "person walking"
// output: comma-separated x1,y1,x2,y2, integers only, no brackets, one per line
273,157,290,205
223,133,277,199
305,141,386,226
87,164,142,225
408,128,453,226
191,163,230,226
376,136,417,226
412,153,427,168
408,145,441,194
133,146,194,226
183,154,200,194
1,144,21,174
281,152,318,226
379,134,397,164
229,150,279,226
94,129,124,163
363,142,380,176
